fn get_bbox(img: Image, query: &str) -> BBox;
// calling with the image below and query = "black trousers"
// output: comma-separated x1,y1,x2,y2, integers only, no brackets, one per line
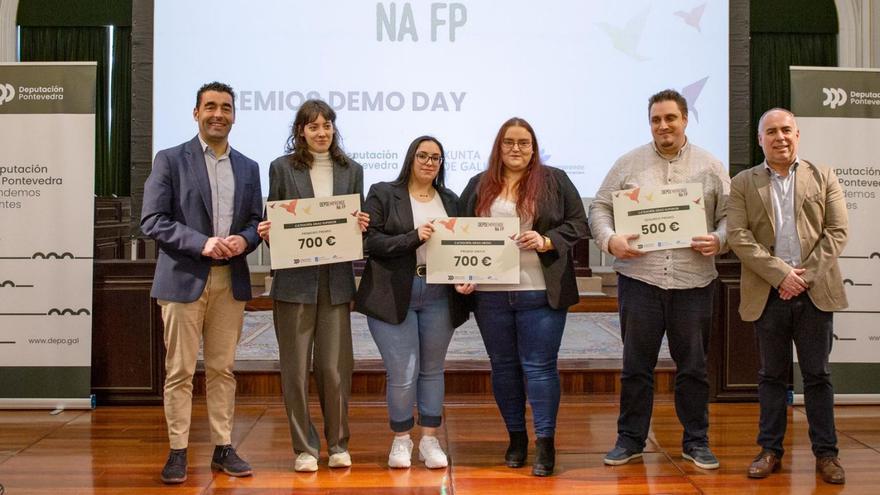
615,275,713,452
754,290,838,458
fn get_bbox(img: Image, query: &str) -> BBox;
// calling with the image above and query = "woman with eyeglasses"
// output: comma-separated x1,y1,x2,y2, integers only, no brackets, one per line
458,117,588,476
257,99,369,472
354,136,469,469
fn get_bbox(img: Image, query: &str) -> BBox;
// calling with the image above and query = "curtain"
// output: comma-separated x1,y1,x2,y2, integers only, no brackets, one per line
110,26,131,196
749,33,837,167
19,27,110,195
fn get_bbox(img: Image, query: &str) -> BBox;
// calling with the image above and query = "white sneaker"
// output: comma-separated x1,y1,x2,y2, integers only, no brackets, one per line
388,435,413,468
418,435,448,469
328,451,352,468
294,452,318,472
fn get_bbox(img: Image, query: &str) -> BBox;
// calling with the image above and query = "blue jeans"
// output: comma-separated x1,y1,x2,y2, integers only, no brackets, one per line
367,277,455,432
474,290,567,438
615,274,713,452
754,290,837,458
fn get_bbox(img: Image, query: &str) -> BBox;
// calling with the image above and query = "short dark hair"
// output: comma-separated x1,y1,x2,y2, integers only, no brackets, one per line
195,81,235,110
648,89,688,119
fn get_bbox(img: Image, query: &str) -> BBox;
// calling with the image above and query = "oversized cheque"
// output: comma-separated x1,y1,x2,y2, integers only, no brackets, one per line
266,194,363,269
425,217,520,284
612,183,707,252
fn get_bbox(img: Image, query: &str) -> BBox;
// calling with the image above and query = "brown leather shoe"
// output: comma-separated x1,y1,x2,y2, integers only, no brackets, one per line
747,450,781,478
816,456,845,484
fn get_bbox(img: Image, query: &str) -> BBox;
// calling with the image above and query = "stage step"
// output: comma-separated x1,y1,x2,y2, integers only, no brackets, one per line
246,291,618,312
195,358,674,397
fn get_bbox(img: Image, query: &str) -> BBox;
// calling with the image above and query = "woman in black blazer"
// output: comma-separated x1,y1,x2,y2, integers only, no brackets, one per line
355,136,468,470
458,117,588,477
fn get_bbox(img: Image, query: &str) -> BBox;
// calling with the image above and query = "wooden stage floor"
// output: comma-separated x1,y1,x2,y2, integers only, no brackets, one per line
1,396,878,494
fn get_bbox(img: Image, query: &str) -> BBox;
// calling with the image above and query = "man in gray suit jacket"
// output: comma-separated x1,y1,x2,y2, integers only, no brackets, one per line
141,82,262,484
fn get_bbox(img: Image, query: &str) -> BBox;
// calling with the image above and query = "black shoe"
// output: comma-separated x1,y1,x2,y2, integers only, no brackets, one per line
505,430,528,468
160,448,187,484
211,444,253,477
532,437,555,477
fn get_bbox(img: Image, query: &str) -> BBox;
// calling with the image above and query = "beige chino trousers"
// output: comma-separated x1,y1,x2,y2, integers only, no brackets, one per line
159,266,245,449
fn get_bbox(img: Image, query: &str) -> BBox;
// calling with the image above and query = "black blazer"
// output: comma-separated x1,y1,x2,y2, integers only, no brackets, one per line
458,166,589,309
354,181,469,328
266,154,364,305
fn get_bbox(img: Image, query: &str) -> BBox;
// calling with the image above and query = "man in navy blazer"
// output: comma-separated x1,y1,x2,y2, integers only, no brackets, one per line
141,82,262,484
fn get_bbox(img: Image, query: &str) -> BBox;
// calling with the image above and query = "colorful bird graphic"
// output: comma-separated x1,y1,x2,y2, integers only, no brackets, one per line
674,3,707,32
626,187,641,203
437,218,457,233
693,196,703,205
681,76,709,123
276,199,297,215
540,148,552,164
597,9,651,62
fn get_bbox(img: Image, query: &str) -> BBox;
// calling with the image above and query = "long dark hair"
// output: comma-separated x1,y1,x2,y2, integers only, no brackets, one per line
475,117,553,220
393,136,447,189
285,99,348,170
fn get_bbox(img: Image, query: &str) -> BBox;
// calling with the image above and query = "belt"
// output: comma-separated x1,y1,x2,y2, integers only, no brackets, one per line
210,259,231,267
415,265,427,277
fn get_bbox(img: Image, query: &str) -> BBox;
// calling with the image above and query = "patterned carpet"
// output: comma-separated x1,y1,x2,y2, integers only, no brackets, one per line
229,311,671,362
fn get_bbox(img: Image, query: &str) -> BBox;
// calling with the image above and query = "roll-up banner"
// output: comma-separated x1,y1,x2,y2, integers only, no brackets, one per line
791,66,880,404
0,62,96,409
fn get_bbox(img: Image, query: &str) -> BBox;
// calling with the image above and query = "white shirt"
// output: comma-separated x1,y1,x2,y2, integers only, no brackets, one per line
410,192,448,266
477,197,546,292
310,151,334,198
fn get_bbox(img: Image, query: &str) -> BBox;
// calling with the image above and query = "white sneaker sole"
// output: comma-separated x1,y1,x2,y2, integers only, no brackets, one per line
418,451,448,469
682,452,720,470
388,457,411,469
603,452,643,466
328,453,351,468
294,456,319,472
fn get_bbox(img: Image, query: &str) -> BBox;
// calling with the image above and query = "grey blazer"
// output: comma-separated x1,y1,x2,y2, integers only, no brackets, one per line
267,154,365,305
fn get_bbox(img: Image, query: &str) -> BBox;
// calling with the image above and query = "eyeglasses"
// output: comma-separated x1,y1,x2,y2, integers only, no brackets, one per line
415,152,443,165
501,139,533,151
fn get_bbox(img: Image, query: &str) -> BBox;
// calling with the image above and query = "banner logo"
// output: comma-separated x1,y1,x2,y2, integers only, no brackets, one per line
821,87,847,109
0,83,15,105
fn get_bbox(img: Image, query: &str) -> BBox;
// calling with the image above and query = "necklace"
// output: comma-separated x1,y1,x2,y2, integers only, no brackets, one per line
411,188,434,201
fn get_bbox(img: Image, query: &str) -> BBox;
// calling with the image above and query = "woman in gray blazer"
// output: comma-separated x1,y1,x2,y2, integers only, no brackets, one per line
257,100,368,472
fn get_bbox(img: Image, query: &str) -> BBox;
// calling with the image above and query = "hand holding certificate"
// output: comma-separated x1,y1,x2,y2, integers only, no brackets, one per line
612,183,707,252
266,194,363,270
425,217,520,284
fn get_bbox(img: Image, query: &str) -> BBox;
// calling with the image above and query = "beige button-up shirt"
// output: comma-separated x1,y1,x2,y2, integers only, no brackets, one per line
589,140,730,290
